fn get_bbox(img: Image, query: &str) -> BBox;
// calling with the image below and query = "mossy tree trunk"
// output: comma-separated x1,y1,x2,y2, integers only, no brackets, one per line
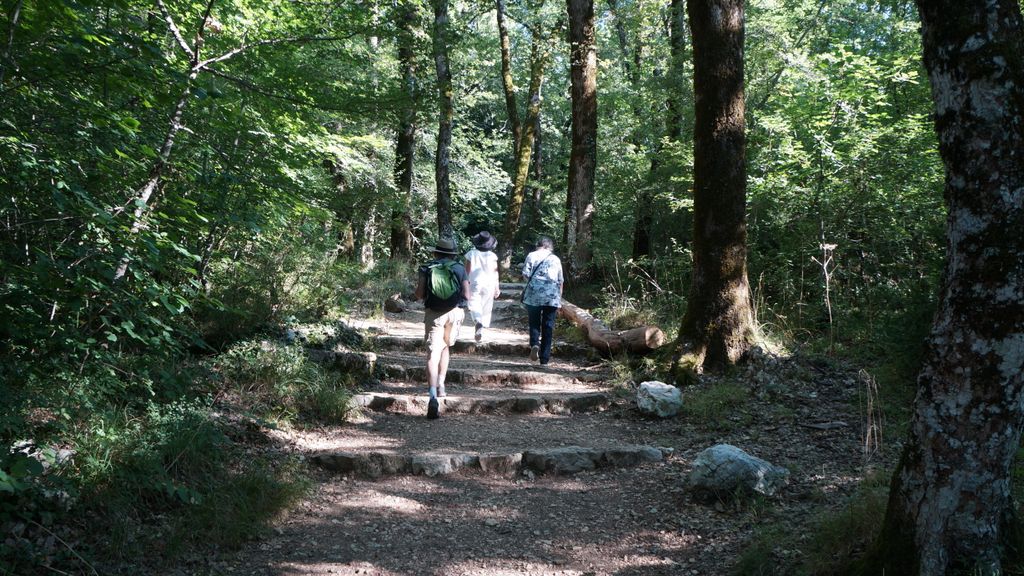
564,0,597,281
499,31,552,271
869,1,1024,573
673,0,755,375
529,112,544,226
432,0,454,241
495,0,520,158
390,0,418,259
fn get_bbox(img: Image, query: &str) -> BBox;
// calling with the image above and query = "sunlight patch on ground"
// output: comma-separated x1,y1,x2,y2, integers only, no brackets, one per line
809,471,863,494
274,560,403,575
329,488,428,514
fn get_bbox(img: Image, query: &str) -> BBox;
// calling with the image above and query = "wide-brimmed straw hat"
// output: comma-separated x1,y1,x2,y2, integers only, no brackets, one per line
471,231,497,251
429,237,460,255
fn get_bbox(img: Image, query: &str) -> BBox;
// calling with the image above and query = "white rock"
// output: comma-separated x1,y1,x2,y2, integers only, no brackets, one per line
637,381,683,418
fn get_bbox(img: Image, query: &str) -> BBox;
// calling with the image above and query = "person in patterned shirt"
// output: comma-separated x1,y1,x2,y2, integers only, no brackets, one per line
520,236,564,366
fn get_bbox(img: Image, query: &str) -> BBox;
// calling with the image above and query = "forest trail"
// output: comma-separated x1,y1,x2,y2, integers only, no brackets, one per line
190,285,875,576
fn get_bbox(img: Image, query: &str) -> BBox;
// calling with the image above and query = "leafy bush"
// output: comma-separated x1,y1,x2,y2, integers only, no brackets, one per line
215,340,354,425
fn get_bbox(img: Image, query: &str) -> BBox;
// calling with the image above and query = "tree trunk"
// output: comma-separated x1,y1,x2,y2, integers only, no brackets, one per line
606,0,639,87
432,0,454,240
673,0,754,374
0,0,23,86
635,0,688,260
324,159,356,260
529,111,543,226
390,0,418,259
499,33,551,271
565,0,598,281
666,0,688,144
869,1,1024,573
606,0,651,260
113,6,211,280
496,0,521,159
560,300,666,356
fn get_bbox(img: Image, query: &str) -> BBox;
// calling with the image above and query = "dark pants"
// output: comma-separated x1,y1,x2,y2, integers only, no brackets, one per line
526,305,558,364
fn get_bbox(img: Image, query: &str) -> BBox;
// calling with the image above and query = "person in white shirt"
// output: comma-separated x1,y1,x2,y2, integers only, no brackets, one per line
520,236,563,365
464,231,500,343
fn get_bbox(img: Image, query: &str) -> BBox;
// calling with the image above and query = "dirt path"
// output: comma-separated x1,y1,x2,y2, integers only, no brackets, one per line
183,287,886,576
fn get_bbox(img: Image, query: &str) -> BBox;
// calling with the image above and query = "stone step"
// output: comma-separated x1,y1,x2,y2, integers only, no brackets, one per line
352,390,612,416
371,334,593,359
378,363,605,386
311,444,670,479
310,349,610,386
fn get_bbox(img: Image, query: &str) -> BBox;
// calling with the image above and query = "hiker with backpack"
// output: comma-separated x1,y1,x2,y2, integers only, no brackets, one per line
521,236,564,366
415,237,471,418
464,231,500,343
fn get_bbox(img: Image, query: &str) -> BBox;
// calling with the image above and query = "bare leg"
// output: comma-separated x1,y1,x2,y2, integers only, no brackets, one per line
427,347,443,396
437,345,451,395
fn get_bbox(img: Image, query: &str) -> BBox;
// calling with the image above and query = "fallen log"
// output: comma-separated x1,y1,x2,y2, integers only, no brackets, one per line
558,300,666,356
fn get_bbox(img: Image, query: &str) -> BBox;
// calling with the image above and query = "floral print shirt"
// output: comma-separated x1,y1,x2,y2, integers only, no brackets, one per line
521,248,563,308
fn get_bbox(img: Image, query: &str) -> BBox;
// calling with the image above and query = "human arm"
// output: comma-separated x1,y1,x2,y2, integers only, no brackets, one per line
521,253,533,280
489,255,501,297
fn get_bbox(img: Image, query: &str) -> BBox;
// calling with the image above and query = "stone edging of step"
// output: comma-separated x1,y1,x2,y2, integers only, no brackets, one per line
310,445,672,478
372,336,594,359
380,364,606,385
351,391,612,415
307,350,609,385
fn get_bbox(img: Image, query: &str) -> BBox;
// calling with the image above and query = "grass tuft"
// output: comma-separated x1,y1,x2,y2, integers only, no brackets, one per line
682,382,751,427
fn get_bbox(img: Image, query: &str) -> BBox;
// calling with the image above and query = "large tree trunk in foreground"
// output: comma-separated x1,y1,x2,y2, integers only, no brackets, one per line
560,301,666,356
432,0,454,240
869,1,1024,574
673,0,754,375
390,0,418,258
499,34,551,271
564,0,597,281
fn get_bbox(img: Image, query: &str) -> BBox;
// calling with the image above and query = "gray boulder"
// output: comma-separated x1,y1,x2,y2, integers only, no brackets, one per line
637,381,683,418
687,444,789,500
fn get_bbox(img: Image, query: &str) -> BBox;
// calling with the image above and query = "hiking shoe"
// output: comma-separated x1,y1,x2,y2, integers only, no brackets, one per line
427,397,440,419
529,345,540,362
474,326,483,343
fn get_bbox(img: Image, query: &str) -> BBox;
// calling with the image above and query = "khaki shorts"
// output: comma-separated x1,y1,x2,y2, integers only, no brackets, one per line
423,307,465,352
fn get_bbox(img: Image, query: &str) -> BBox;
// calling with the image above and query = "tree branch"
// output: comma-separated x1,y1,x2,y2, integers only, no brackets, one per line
205,67,399,113
195,33,360,70
155,0,194,58
750,0,828,112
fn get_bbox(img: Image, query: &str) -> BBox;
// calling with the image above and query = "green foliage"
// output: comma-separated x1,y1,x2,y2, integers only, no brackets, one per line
215,340,354,425
802,471,891,575
734,528,790,576
682,382,751,427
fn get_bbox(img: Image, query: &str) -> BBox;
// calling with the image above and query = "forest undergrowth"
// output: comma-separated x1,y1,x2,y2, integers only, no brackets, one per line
2,249,937,575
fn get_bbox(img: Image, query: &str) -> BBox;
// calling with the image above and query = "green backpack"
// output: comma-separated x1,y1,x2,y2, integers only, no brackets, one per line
426,261,460,310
